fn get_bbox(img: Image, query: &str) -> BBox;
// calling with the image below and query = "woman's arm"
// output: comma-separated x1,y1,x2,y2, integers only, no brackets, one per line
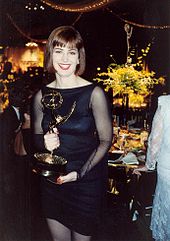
145,104,163,170
133,103,163,175
77,86,113,178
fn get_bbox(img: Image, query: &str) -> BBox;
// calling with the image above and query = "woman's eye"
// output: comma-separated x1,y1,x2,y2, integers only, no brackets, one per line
54,49,62,54
69,51,76,55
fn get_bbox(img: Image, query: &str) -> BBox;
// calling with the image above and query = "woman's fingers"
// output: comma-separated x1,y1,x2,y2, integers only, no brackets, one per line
56,177,63,185
132,165,148,175
132,169,142,175
52,127,59,134
56,172,77,184
44,130,60,151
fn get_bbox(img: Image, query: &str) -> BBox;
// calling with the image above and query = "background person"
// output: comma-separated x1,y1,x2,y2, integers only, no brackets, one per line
0,86,32,238
133,95,170,241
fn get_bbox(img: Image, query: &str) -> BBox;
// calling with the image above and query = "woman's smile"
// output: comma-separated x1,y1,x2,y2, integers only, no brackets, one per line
58,64,71,70
52,45,79,77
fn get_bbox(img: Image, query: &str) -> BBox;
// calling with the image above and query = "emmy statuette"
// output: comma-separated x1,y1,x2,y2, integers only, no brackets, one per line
33,90,76,178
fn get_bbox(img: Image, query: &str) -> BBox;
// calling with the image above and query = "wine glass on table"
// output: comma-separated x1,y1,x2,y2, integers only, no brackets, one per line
117,134,127,152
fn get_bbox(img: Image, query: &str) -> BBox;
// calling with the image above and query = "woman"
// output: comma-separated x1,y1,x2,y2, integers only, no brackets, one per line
133,95,170,241
33,26,113,241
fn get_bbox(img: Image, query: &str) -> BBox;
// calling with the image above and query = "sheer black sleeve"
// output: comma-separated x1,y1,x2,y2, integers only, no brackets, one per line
78,86,113,179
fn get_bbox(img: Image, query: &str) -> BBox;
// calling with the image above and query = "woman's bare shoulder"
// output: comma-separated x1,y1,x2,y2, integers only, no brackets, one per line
77,77,92,86
46,80,56,88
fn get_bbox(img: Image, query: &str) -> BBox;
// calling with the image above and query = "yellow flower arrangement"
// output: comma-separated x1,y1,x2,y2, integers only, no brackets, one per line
95,63,165,97
94,43,165,108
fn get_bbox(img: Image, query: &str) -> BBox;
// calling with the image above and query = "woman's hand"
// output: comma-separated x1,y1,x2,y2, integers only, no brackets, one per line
56,171,78,184
44,128,60,152
132,165,148,176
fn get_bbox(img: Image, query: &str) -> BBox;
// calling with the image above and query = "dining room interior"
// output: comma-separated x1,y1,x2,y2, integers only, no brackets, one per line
0,0,170,240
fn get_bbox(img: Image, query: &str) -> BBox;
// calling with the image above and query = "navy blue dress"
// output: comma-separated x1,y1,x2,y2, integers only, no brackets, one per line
33,84,112,235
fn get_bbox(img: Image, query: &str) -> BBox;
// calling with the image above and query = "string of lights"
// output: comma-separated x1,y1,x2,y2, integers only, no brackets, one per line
40,0,115,12
39,0,170,29
24,2,45,11
6,3,170,48
107,8,170,30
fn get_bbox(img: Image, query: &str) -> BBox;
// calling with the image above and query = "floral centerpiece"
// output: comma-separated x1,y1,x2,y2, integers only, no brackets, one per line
96,63,164,96
94,45,165,108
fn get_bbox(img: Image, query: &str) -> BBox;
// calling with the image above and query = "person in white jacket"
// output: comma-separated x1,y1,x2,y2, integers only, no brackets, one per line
133,95,170,241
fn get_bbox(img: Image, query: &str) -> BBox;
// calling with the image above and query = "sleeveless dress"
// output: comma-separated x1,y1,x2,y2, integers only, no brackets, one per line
33,84,112,235
145,95,170,241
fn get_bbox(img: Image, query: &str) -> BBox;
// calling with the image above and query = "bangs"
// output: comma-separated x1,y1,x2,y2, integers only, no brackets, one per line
52,34,83,50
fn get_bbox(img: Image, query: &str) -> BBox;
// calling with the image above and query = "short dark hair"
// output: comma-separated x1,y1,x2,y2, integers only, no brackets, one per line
44,26,86,76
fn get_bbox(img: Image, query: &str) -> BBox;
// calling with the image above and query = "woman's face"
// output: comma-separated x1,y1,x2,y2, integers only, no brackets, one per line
52,44,79,77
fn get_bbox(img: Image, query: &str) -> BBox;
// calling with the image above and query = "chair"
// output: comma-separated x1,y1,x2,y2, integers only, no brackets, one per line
129,171,157,221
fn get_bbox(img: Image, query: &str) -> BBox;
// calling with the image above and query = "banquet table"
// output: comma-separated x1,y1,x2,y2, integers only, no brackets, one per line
107,151,139,198
107,132,156,221
107,126,151,215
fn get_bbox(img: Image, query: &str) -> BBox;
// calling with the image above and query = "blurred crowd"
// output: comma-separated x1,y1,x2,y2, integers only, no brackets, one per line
0,59,45,112
0,59,47,238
